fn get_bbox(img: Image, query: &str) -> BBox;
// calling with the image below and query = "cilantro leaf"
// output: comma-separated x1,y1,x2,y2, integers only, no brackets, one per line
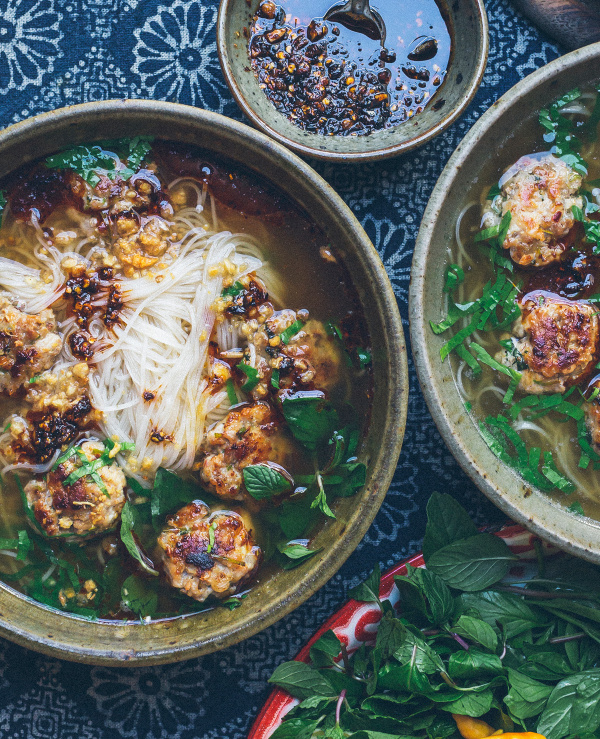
121,574,158,619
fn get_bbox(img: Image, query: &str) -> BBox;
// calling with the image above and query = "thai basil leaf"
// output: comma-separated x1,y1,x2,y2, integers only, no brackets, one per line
452,614,498,651
268,660,338,700
505,668,553,719
422,492,478,560
427,533,518,591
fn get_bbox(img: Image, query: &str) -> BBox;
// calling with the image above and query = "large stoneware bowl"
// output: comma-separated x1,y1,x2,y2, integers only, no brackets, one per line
0,100,407,664
410,44,600,563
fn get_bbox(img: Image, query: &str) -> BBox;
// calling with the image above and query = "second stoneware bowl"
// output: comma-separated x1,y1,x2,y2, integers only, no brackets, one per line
410,43,600,563
216,0,488,161
0,100,407,664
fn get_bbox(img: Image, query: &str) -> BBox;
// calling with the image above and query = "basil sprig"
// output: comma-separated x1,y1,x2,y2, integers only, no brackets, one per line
269,492,600,739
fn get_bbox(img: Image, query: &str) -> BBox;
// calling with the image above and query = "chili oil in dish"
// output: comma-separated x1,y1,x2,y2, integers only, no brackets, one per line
248,0,451,136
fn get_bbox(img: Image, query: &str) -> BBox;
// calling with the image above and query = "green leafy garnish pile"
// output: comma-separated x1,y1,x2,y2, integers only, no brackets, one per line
269,492,600,739
45,136,154,187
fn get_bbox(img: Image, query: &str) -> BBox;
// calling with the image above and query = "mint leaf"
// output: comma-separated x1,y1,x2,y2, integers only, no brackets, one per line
243,464,292,500
150,467,201,527
349,564,381,603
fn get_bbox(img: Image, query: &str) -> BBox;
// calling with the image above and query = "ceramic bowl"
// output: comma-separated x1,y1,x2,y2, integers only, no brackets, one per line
0,100,407,664
410,44,600,563
216,0,488,162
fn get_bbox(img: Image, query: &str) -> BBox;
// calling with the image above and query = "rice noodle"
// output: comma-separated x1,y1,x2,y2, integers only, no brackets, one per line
90,223,264,483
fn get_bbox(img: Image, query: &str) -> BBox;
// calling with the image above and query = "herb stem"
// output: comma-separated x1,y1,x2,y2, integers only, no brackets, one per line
450,631,470,650
548,632,586,644
495,585,591,600
340,642,351,674
335,689,346,725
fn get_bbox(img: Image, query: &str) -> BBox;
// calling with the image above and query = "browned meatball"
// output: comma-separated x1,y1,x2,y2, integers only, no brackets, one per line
279,319,342,392
0,298,61,394
482,155,582,267
156,501,261,602
497,294,599,394
24,440,126,538
201,402,291,502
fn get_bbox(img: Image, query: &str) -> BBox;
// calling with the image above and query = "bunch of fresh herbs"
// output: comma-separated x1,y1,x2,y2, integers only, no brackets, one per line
268,492,600,739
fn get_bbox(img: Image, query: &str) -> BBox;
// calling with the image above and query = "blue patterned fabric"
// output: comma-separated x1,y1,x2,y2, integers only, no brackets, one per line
0,1,561,736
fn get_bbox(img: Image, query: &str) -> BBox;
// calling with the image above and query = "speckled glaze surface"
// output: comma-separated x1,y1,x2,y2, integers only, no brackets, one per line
0,99,407,665
216,0,488,161
409,43,600,563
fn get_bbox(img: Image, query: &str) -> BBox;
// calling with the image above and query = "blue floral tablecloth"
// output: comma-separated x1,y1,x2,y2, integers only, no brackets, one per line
0,1,561,737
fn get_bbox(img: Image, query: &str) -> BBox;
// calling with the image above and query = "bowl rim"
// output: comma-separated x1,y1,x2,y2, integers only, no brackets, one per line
216,0,489,162
409,42,600,562
0,99,408,664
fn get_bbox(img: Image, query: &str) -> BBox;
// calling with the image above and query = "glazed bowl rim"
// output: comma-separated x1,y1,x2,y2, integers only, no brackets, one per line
215,0,489,162
0,99,408,664
409,42,600,562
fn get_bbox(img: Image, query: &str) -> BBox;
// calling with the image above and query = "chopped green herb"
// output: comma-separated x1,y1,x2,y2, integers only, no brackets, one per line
280,319,305,345
237,363,260,393
207,521,218,554
568,501,585,515
221,281,244,299
271,368,280,389
356,347,372,368
225,378,238,405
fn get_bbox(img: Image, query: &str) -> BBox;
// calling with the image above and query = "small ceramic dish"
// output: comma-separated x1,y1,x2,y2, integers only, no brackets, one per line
410,43,600,564
0,100,407,665
216,0,488,162
249,526,556,738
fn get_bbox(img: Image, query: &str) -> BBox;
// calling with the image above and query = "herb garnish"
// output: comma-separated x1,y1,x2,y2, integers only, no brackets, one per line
45,137,154,187
539,88,587,176
243,464,292,500
280,319,305,345
269,492,600,739
237,362,260,392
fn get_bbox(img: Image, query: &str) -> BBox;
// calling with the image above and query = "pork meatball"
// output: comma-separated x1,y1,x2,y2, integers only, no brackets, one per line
248,313,343,396
496,294,599,394
1,363,98,465
24,440,126,538
279,319,342,392
201,402,291,502
157,501,261,602
482,154,582,267
0,298,62,394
